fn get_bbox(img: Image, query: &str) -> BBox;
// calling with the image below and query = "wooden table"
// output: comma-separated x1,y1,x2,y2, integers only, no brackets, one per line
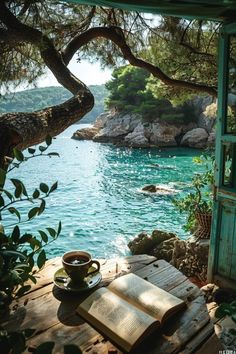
1,255,223,353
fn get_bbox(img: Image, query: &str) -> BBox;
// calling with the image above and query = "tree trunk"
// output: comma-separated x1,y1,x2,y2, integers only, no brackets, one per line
0,2,94,170
0,127,21,171
0,89,94,156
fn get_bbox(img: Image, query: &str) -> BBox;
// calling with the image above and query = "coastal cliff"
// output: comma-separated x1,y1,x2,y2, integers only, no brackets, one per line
72,96,216,149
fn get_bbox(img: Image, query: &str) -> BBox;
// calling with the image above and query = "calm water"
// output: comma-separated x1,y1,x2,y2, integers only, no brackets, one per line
4,125,203,259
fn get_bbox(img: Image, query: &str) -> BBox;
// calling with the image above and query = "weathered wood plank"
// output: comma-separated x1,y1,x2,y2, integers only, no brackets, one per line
214,314,236,348
26,296,211,354
178,322,215,354
168,279,201,302
27,255,156,293
92,285,210,354
1,256,156,333
1,256,212,354
194,333,224,354
134,259,201,301
137,296,210,354
25,321,104,354
218,203,236,278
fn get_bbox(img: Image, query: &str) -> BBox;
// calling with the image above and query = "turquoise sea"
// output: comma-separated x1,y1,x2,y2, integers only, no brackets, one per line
5,125,204,259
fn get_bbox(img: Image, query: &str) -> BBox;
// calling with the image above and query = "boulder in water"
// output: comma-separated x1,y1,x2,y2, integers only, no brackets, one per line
141,184,178,194
72,126,99,140
142,185,157,193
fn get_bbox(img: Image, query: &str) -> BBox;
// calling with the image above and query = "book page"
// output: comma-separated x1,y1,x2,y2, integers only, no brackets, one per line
108,273,185,322
77,287,159,352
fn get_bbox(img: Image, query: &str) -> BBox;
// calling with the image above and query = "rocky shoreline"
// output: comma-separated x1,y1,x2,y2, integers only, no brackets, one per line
73,96,216,149
128,229,209,284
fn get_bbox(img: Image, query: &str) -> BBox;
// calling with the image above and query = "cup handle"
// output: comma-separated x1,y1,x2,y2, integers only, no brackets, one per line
88,260,100,275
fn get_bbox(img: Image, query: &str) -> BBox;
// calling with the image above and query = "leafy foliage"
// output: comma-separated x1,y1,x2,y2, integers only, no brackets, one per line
0,138,61,313
0,326,36,354
0,2,218,99
0,138,84,354
144,18,218,104
215,301,236,336
0,85,108,124
173,154,214,232
105,65,197,123
0,331,83,354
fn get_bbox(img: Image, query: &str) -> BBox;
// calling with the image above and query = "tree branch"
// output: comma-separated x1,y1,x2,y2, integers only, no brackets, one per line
0,94,93,151
63,26,217,97
0,1,94,157
0,1,88,95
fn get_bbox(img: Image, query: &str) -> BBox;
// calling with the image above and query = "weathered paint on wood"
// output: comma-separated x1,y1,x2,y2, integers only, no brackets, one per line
1,256,222,353
208,22,236,288
218,203,236,278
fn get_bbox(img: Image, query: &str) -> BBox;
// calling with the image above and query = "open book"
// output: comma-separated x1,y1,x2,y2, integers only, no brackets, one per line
77,273,185,352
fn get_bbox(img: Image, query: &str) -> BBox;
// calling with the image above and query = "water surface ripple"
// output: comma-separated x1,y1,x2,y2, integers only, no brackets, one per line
6,125,203,259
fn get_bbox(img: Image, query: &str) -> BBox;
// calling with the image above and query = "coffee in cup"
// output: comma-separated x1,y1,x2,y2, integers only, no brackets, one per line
62,250,100,283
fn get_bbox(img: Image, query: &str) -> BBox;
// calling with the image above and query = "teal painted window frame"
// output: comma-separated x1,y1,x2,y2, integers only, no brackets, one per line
208,22,236,287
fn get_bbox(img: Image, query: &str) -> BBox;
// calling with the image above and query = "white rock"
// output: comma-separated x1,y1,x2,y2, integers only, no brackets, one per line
149,123,181,146
94,112,141,141
94,112,110,128
124,123,149,146
181,128,209,148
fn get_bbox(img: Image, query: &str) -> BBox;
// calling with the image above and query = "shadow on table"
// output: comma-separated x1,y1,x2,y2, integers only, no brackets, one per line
52,285,95,326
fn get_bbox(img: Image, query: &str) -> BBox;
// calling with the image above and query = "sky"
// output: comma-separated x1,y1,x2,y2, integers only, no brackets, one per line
37,57,112,88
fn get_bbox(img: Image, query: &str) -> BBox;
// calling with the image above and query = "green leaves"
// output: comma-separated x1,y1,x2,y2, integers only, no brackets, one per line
33,342,55,354
1,189,13,201
16,285,31,297
215,301,236,324
38,230,48,243
11,179,28,198
33,343,82,354
28,207,40,220
19,233,32,244
47,152,59,157
46,228,56,238
8,207,21,221
6,331,26,354
38,200,46,215
0,179,58,223
0,195,4,208
57,221,62,236
40,183,49,194
46,135,52,146
13,148,24,162
39,145,48,153
173,154,214,232
49,181,58,194
33,189,40,199
28,148,36,155
12,226,20,242
64,345,82,354
37,250,47,269
0,137,61,320
0,168,6,186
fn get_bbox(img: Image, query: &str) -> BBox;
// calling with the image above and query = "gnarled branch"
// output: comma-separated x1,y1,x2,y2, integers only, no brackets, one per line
0,1,94,155
63,26,217,97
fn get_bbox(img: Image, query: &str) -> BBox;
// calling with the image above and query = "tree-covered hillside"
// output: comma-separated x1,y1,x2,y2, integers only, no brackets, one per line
0,85,108,124
105,66,197,124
